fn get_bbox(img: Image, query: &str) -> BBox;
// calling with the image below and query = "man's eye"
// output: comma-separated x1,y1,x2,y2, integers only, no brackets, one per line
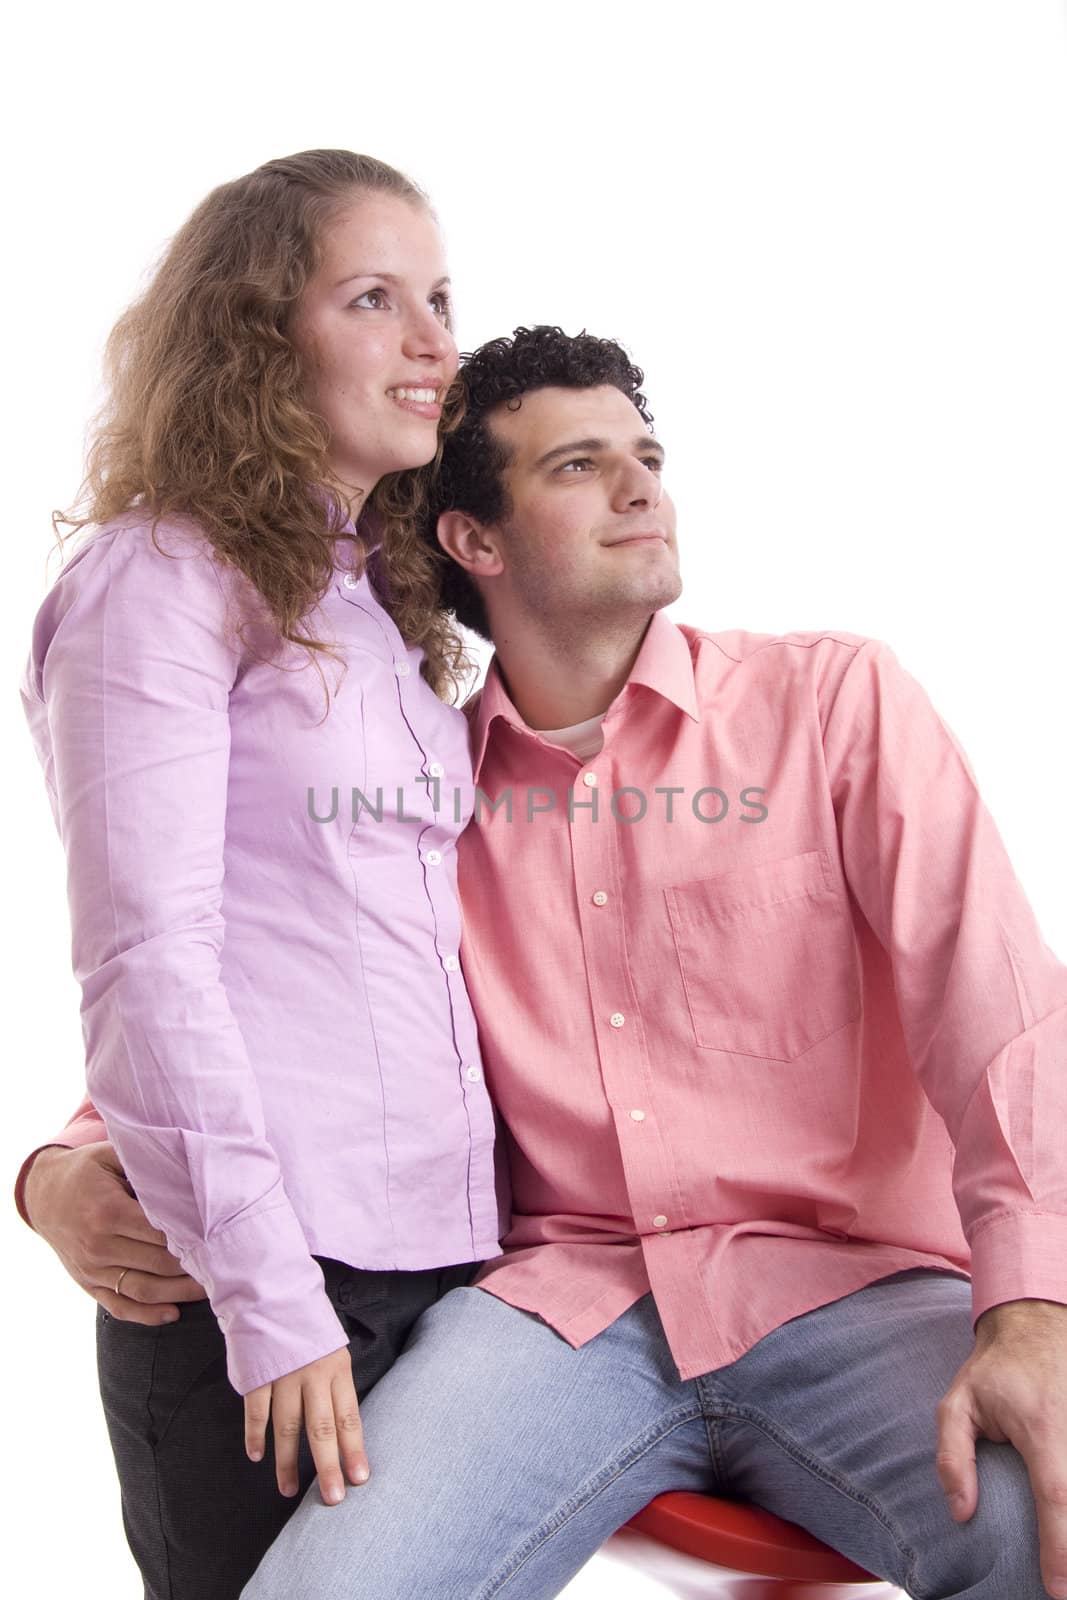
642,456,665,472
351,288,389,310
559,459,594,473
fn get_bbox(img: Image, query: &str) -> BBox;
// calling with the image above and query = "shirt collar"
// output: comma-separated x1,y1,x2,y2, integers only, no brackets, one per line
467,609,700,783
625,607,701,724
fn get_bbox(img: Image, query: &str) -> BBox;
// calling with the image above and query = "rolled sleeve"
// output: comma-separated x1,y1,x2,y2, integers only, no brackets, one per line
47,1098,109,1148
820,638,1067,1321
21,522,345,1390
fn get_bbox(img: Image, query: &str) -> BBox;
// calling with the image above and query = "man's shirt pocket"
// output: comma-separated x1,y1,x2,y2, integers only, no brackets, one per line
665,848,861,1061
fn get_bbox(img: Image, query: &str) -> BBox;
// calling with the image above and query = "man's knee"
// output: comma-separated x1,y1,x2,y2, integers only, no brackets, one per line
909,1442,1042,1599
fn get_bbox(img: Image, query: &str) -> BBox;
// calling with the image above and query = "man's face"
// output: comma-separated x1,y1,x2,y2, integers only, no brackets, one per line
486,384,682,630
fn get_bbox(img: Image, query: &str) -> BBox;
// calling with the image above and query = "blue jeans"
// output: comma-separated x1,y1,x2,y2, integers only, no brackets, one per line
242,1270,1042,1599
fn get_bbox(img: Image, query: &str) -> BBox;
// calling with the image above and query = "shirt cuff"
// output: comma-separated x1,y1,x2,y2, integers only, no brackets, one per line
968,1210,1067,1324
181,1202,349,1395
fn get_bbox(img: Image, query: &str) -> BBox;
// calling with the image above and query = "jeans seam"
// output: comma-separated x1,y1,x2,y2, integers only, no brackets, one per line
701,1409,727,1488
475,1404,704,1598
144,1326,175,1600
696,1374,729,1487
717,1401,921,1593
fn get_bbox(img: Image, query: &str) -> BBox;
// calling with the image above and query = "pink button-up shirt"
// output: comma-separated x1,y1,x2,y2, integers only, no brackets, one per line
20,515,501,1393
460,612,1067,1379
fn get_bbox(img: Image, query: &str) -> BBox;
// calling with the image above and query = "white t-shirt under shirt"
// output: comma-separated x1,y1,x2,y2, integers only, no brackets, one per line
537,713,607,762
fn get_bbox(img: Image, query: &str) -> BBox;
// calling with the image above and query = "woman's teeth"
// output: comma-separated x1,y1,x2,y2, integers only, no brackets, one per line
388,387,438,404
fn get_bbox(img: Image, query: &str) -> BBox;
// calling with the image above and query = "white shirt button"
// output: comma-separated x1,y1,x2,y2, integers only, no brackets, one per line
464,1064,482,1083
443,954,460,972
428,762,445,778
342,573,359,589
629,1109,645,1122
652,1214,669,1229
396,661,411,677
609,1012,625,1029
425,849,442,866
582,772,598,788
592,891,608,907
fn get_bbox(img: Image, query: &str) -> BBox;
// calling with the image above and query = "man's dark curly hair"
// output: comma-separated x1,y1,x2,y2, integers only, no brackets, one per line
426,325,653,641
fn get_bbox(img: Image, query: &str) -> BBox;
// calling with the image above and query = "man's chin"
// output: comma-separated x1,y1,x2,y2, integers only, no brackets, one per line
646,569,683,611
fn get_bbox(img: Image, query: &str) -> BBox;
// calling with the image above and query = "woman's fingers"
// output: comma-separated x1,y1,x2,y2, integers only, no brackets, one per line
270,1381,306,1497
244,1383,273,1467
303,1378,347,1506
333,1371,370,1488
244,1350,366,1504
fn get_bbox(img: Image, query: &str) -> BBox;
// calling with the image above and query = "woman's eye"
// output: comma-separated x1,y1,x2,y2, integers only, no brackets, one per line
430,292,452,321
642,456,665,472
351,288,389,310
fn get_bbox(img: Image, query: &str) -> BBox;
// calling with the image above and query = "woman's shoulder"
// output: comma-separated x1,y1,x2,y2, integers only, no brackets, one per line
26,512,265,697
46,511,268,623
62,510,228,578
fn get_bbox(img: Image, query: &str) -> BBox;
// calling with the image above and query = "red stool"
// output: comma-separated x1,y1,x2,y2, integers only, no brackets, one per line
625,1493,889,1597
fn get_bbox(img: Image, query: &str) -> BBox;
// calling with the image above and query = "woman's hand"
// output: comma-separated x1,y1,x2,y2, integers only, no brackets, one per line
244,1347,369,1505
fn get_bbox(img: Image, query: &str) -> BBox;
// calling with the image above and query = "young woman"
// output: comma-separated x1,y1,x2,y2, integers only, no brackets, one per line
18,149,501,1600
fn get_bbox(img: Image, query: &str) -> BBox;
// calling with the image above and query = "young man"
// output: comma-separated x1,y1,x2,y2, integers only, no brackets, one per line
22,328,1067,1599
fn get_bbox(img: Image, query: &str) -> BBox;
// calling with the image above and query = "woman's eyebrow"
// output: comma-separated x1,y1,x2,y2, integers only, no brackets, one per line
333,271,452,291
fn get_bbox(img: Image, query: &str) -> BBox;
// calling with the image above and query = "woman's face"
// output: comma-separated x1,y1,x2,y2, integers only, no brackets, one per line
291,192,458,499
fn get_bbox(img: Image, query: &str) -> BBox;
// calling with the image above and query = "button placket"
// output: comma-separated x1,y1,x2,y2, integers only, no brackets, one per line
566,751,688,1246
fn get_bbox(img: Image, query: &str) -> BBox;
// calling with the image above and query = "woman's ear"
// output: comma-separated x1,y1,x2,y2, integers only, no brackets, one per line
435,510,505,578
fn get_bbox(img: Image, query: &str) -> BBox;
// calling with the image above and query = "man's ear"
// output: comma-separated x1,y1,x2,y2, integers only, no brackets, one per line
436,510,505,578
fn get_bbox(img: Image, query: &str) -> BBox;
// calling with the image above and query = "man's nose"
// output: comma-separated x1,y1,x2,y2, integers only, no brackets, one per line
614,458,662,510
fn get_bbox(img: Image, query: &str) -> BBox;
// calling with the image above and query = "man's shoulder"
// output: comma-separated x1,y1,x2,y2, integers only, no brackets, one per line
675,623,877,713
678,622,872,667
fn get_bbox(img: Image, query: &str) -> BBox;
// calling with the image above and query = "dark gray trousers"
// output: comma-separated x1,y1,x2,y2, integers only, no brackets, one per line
97,1257,481,1600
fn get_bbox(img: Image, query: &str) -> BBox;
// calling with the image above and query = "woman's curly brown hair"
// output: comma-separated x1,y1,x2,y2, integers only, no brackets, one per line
423,325,653,641
54,148,474,703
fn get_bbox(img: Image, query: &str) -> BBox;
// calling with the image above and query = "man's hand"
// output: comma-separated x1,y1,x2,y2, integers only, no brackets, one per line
936,1298,1067,1600
22,1142,207,1324
244,1346,369,1506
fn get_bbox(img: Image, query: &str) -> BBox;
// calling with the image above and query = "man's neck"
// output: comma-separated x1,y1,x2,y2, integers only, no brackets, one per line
491,611,654,731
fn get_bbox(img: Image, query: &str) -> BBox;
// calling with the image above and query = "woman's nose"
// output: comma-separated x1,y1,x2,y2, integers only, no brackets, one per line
405,305,456,365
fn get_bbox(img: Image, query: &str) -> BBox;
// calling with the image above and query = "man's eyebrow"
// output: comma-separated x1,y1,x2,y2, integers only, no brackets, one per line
533,435,666,470
333,271,452,291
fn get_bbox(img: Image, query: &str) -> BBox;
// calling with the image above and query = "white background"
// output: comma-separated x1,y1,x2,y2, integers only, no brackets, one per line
2,3,1065,1595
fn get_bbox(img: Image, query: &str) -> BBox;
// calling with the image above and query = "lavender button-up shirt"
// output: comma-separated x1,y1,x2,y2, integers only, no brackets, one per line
21,514,501,1393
